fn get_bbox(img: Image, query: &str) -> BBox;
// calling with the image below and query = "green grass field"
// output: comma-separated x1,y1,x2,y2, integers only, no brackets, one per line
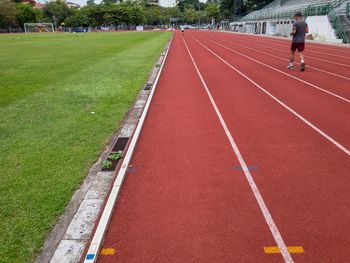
0,31,171,263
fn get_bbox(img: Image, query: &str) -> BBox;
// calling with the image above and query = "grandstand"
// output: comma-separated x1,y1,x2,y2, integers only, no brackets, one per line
242,0,344,21
328,1,350,42
234,0,350,43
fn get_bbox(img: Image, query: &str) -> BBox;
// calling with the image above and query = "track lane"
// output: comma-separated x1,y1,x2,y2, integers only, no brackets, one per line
184,31,350,263
97,31,286,263
218,31,350,62
192,32,350,101
188,33,350,151
202,31,350,77
231,36,350,61
193,31,350,83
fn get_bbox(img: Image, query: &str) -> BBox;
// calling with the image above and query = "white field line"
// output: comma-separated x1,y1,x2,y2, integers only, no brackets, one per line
190,37,350,156
83,35,174,263
182,36,294,263
197,34,350,81
223,34,350,68
197,36,350,104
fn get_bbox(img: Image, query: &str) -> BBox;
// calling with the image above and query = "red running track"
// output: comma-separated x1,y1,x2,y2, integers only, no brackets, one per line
94,31,350,263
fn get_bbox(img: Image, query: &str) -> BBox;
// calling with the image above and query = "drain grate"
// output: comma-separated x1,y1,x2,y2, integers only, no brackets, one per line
102,137,130,172
144,82,153,90
112,137,129,152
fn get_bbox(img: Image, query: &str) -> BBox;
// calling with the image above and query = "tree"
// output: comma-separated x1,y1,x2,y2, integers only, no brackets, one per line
43,0,70,28
242,0,274,13
15,3,38,27
220,0,243,20
205,2,219,20
86,0,95,6
0,0,17,27
184,7,198,24
178,0,201,12
102,0,115,5
144,6,162,25
64,12,90,27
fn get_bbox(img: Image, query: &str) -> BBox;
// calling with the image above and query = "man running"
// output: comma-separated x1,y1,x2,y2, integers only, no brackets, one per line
287,12,309,72
180,25,184,35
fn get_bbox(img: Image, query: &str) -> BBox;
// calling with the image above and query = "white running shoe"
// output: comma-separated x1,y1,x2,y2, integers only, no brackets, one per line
287,64,294,70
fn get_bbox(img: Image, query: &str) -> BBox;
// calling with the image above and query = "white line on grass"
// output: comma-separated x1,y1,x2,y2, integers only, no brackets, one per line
182,36,294,263
190,36,350,156
197,34,350,81
83,35,174,263
197,36,350,104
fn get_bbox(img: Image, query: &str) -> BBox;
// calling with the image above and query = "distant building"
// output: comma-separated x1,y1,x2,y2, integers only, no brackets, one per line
158,0,178,7
33,2,44,9
21,0,36,6
66,1,80,8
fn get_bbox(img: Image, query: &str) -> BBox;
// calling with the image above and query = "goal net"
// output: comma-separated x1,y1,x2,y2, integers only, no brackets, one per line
24,23,55,33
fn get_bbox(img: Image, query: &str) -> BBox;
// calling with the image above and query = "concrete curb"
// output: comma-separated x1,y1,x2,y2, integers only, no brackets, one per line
34,35,172,263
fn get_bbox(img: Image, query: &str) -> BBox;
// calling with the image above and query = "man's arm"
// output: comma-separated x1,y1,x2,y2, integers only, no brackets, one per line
290,22,297,36
305,24,309,34
290,26,297,36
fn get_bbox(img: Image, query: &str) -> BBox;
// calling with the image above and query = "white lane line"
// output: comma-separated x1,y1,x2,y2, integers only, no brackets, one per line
239,37,350,59
225,35,350,68
198,34,350,81
220,31,350,56
196,36,350,104
83,35,174,263
182,36,294,263
189,36,350,156
224,33,350,59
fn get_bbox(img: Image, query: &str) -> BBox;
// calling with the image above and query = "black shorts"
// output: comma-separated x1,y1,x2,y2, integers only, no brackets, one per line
291,42,305,52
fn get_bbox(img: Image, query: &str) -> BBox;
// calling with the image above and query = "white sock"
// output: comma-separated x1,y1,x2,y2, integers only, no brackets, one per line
301,60,305,64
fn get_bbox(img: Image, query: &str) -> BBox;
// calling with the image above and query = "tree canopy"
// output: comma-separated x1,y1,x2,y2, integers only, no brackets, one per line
0,0,276,29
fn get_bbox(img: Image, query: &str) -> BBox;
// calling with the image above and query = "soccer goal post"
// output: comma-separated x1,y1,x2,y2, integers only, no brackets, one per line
24,23,55,33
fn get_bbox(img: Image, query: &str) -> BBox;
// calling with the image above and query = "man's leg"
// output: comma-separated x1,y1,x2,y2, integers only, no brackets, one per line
298,43,306,72
288,50,295,69
290,50,295,63
298,51,304,62
299,52,305,72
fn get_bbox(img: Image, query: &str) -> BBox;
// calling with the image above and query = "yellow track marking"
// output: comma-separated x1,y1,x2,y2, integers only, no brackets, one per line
264,246,305,254
100,248,116,255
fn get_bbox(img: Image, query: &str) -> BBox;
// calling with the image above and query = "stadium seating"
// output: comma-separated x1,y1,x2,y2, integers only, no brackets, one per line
241,0,349,21
239,0,350,43
328,1,350,42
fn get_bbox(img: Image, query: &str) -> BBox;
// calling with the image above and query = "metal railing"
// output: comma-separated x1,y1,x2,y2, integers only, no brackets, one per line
328,8,350,43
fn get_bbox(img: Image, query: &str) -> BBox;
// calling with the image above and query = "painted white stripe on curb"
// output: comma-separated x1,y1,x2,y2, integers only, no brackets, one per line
200,37,350,104
83,35,174,263
190,37,350,156
182,36,294,263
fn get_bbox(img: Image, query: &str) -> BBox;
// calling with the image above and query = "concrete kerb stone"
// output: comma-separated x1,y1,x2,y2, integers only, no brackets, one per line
34,38,172,263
